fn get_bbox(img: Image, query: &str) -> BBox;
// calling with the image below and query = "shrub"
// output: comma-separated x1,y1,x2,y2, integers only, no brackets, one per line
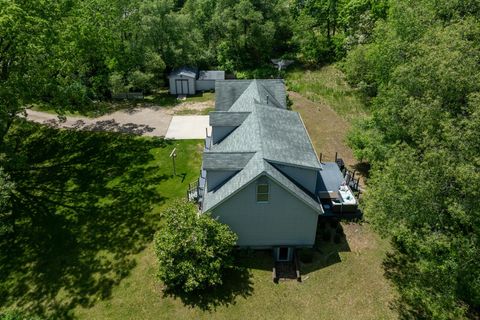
154,200,237,293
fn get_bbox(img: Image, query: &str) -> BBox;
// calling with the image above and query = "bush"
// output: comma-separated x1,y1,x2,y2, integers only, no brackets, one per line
154,200,237,293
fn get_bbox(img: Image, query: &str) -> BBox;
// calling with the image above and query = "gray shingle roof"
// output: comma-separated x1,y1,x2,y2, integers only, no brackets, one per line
202,79,324,214
214,80,252,111
202,152,255,170
209,112,250,127
214,79,286,112
256,105,321,170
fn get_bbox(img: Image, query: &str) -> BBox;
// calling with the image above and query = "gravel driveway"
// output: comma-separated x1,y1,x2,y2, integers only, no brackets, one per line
25,101,212,138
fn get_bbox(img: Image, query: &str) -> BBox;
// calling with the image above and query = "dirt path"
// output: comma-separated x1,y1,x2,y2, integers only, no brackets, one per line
289,91,356,167
25,101,213,137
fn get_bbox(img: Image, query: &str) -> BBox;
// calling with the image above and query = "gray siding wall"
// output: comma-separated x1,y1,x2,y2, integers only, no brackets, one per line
196,80,216,91
207,170,237,191
169,76,195,95
212,126,236,144
212,176,318,247
275,164,317,194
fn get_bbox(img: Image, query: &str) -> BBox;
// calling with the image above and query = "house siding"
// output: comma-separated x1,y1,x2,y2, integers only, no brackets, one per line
274,164,318,194
211,176,318,247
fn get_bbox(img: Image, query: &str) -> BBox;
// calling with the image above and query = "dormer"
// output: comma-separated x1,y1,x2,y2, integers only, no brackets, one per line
271,163,318,195
210,112,250,144
202,152,255,191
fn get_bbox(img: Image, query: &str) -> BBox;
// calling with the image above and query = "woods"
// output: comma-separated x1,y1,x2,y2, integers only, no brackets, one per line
344,0,480,318
1,0,480,319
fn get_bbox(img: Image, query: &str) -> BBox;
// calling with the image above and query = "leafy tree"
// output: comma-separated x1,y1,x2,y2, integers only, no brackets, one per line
0,167,15,236
154,200,237,293
344,0,480,317
0,0,54,146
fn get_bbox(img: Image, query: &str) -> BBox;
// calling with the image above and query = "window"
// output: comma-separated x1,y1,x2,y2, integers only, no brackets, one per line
256,184,269,202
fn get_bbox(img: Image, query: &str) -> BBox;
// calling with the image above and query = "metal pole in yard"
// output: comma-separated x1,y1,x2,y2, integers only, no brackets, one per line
170,148,177,176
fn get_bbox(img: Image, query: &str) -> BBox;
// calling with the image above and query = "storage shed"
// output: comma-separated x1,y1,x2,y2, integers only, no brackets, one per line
168,67,198,95
168,67,225,95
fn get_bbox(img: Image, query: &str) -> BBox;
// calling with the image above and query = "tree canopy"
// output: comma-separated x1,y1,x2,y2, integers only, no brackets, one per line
344,0,480,317
154,200,237,293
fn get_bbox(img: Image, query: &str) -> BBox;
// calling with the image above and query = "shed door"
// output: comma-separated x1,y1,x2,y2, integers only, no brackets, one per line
175,79,189,95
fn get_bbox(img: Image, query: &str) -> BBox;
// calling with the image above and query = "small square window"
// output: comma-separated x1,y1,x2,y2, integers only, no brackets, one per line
257,184,269,202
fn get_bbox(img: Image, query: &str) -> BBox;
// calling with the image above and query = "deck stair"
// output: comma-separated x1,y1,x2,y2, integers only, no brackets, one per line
272,251,302,283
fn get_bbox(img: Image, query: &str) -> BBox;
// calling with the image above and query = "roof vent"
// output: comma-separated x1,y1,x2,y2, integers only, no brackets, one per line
266,95,269,104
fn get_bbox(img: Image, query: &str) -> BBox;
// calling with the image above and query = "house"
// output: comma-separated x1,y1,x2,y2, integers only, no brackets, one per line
189,79,360,262
168,67,225,95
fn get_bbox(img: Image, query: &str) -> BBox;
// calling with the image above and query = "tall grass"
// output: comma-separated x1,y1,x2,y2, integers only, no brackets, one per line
286,66,367,121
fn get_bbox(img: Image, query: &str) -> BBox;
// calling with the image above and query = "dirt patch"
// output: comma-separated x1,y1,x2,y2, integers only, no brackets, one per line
341,223,378,253
172,101,214,115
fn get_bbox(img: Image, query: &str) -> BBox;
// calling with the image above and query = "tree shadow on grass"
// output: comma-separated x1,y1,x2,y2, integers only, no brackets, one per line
0,120,171,319
163,266,254,312
162,250,261,312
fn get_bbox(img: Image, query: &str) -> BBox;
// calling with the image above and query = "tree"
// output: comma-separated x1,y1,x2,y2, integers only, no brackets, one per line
154,200,237,293
344,0,480,317
0,0,54,146
0,167,15,236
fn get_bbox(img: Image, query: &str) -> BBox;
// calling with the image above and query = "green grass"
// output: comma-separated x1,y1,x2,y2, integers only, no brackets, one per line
286,66,367,122
174,107,215,115
144,90,215,109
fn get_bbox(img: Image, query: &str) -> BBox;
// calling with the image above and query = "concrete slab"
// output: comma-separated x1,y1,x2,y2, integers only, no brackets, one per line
165,116,211,140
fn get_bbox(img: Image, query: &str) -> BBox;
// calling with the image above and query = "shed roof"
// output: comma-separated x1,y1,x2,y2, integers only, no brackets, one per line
168,67,198,79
